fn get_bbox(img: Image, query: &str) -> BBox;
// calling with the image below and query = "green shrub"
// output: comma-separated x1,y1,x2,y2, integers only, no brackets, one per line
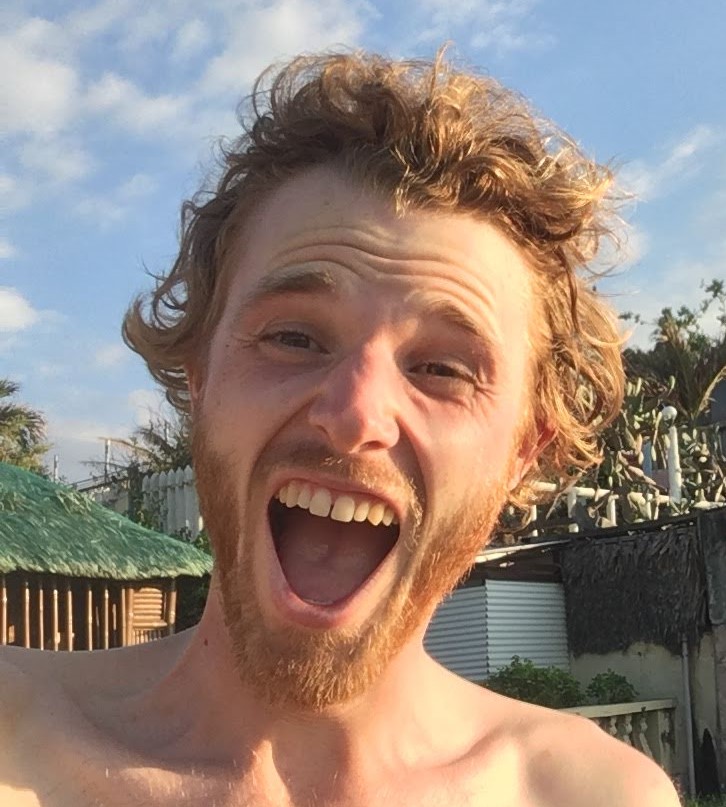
586,669,638,705
485,656,583,709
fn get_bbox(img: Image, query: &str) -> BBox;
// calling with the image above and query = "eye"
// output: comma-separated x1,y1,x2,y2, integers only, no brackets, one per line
260,329,327,353
417,362,465,379
408,361,483,401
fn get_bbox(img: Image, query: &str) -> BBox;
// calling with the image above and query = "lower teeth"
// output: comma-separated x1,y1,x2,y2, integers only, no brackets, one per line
303,597,335,606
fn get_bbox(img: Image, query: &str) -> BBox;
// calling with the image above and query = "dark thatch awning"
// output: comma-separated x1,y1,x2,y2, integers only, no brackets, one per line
0,462,212,580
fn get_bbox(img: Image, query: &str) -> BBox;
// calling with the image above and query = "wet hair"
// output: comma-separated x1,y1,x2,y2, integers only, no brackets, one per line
123,49,625,507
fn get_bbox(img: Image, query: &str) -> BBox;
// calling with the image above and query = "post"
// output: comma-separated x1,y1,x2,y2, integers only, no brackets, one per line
86,582,93,650
23,577,30,648
52,580,59,651
566,489,579,533
53,454,59,483
65,582,73,651
0,574,7,645
681,636,696,798
120,585,127,647
667,425,683,504
103,584,109,649
104,438,111,483
660,405,683,505
167,579,177,635
126,587,134,646
37,579,44,650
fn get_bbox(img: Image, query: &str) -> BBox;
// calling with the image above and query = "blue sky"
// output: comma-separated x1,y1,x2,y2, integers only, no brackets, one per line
1,0,725,482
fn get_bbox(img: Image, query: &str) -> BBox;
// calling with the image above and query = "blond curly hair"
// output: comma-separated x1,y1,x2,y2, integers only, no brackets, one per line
123,49,625,507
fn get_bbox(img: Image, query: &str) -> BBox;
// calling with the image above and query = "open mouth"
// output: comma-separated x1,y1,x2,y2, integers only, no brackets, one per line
268,481,400,607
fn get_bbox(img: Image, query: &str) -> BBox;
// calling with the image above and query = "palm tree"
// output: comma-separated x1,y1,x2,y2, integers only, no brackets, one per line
622,280,726,425
0,378,48,474
109,410,192,474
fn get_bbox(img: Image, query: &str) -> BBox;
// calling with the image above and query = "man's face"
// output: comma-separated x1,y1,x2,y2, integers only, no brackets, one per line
190,166,537,709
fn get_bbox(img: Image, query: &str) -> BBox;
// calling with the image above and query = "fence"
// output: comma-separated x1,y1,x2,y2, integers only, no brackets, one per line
141,466,202,539
97,418,719,540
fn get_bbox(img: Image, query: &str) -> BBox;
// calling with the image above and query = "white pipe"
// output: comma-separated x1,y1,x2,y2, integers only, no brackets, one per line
681,636,696,798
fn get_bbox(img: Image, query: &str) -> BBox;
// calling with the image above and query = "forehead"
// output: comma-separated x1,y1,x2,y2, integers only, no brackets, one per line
223,165,534,334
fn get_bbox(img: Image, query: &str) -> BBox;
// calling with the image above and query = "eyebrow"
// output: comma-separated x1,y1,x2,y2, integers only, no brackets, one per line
418,298,503,351
233,265,501,351
233,266,339,318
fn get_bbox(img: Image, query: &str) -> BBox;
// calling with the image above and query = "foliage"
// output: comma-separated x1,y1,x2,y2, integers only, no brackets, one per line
0,378,49,474
621,279,726,424
484,657,583,709
557,373,726,529
86,407,192,482
485,657,639,710
585,669,638,705
114,409,192,473
173,529,212,631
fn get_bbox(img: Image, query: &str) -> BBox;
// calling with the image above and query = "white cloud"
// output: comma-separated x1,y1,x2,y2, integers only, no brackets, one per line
172,18,212,61
65,0,135,39
412,0,551,55
621,224,650,267
118,172,157,200
620,125,719,201
0,286,39,331
0,18,80,135
0,238,17,260
94,343,129,368
74,172,158,227
118,7,173,51
44,415,130,483
18,134,95,184
198,0,370,96
0,173,33,213
85,72,190,135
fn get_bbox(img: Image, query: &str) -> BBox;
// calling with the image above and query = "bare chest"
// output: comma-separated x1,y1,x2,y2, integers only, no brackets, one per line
4,741,533,807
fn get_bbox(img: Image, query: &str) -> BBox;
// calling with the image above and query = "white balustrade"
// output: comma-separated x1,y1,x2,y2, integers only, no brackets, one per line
561,699,677,776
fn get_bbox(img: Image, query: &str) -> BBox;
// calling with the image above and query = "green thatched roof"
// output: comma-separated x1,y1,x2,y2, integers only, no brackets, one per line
0,462,212,580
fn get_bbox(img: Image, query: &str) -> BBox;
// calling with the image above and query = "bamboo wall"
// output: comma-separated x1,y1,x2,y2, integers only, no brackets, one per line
0,572,177,650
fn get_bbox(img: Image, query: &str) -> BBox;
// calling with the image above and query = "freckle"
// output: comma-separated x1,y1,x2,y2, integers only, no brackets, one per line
204,638,209,647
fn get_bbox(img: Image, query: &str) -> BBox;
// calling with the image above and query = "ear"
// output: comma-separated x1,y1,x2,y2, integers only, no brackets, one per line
508,419,555,492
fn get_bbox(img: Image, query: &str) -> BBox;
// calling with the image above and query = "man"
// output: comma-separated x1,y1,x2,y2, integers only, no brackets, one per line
1,51,680,806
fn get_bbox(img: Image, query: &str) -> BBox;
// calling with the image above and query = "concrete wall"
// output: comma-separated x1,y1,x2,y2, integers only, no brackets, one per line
569,634,718,786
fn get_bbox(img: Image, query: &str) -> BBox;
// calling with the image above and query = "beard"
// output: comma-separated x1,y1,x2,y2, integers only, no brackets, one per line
192,419,510,712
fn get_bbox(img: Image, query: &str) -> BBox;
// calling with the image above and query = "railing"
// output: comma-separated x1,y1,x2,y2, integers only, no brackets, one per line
561,699,677,776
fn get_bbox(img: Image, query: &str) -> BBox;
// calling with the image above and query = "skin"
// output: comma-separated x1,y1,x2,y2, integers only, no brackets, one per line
0,167,680,806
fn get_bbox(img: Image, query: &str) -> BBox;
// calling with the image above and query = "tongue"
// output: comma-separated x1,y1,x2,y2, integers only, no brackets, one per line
275,508,394,604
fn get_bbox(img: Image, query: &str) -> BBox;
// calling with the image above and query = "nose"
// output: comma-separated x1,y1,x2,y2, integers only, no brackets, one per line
307,343,401,454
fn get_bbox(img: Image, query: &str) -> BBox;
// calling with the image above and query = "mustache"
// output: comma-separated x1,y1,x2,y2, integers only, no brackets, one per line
252,440,425,525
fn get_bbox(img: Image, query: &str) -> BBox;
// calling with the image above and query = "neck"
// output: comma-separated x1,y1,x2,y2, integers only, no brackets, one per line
126,581,473,800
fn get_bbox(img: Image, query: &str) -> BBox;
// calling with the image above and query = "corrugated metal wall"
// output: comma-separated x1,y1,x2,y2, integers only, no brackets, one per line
424,585,488,680
424,580,569,681
485,580,569,673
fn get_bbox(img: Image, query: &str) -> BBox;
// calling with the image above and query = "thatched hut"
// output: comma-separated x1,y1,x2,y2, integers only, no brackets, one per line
0,462,212,650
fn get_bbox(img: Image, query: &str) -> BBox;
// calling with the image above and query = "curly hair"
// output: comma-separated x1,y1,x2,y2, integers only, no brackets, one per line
123,49,625,507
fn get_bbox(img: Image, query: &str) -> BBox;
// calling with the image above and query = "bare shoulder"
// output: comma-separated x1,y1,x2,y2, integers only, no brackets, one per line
461,687,679,807
0,635,191,804
516,701,681,807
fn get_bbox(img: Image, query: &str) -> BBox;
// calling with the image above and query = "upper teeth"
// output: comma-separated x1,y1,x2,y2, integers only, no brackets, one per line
276,482,398,527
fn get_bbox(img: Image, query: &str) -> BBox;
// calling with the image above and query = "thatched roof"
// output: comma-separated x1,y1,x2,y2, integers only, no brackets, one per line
0,462,212,580
561,515,708,656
